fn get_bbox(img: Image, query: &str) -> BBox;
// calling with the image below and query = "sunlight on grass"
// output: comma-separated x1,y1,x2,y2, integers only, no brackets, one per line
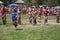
0,14,60,40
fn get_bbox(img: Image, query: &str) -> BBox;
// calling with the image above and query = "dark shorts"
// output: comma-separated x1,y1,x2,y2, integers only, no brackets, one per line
33,16,37,24
12,17,17,27
12,17,17,22
38,13,42,17
2,14,6,24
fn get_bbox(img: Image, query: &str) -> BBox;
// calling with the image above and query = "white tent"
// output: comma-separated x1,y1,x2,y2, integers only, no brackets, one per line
0,1,3,4
15,0,24,4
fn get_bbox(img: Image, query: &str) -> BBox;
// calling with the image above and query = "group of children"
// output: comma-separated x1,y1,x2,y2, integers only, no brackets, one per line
28,5,49,25
0,5,60,28
0,6,21,28
28,5,60,25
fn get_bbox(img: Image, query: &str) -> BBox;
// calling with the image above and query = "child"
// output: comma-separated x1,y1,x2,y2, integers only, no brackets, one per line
17,7,21,25
42,6,49,24
1,7,6,25
32,9,37,25
28,7,32,24
38,6,42,22
11,9,18,28
56,8,60,23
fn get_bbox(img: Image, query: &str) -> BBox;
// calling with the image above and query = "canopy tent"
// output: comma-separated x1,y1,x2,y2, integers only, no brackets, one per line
8,3,19,7
0,1,3,4
55,6,60,9
15,0,24,4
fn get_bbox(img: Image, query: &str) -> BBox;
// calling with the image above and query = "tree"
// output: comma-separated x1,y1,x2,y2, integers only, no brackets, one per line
35,0,43,5
24,0,32,6
0,0,17,6
24,0,44,6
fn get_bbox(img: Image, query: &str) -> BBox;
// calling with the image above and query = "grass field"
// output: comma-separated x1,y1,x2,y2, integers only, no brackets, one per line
0,14,60,40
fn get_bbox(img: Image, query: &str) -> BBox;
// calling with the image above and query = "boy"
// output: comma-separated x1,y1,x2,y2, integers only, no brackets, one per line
28,7,32,24
32,9,38,25
17,7,21,25
56,8,60,23
42,5,49,24
11,9,18,28
38,6,42,22
1,7,6,25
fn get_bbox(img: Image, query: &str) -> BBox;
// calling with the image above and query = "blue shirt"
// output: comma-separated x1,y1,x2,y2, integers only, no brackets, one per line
11,12,16,20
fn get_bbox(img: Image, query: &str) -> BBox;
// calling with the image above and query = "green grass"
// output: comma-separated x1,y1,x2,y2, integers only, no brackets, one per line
0,14,60,40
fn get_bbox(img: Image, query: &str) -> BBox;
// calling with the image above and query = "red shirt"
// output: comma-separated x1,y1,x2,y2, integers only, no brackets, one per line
32,10,37,16
0,9,1,13
1,8,6,16
43,9,49,16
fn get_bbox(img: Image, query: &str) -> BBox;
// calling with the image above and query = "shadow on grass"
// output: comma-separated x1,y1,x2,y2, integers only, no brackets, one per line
20,23,30,25
0,22,13,26
16,28,23,30
0,24,2,25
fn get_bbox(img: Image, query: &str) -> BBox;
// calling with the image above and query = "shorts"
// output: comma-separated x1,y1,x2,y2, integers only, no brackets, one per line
12,17,17,22
44,16,48,20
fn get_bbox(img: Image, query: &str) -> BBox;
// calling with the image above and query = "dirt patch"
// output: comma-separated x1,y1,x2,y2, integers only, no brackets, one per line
38,20,60,25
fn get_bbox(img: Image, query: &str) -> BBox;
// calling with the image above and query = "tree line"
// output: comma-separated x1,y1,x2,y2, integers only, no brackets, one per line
24,0,60,6
0,0,17,6
0,0,60,6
